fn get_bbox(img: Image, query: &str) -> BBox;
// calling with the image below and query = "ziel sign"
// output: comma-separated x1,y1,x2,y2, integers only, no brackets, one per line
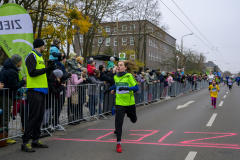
0,3,33,77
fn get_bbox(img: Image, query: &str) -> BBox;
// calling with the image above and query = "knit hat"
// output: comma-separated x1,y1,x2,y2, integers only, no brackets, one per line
69,52,77,59
157,68,161,71
146,68,149,71
53,38,61,45
89,57,94,61
33,38,45,48
53,69,63,78
161,72,165,76
11,54,22,64
87,59,94,65
110,57,115,62
76,56,84,62
149,72,153,76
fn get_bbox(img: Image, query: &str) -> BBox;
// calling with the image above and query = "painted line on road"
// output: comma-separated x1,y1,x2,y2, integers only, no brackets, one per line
219,101,224,107
206,113,217,127
185,151,197,160
226,92,228,94
223,95,226,98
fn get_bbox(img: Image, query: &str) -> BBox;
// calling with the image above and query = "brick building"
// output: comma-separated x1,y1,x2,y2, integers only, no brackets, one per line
74,20,176,71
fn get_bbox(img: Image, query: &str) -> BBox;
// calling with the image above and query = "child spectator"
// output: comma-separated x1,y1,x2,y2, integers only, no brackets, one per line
87,59,96,76
107,57,115,70
49,39,64,62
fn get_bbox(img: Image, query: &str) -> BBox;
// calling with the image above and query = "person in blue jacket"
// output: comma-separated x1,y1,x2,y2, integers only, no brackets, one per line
49,38,64,62
236,75,240,87
226,75,230,87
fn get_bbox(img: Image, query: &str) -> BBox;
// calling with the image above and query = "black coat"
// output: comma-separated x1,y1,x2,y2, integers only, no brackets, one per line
0,59,26,93
47,71,71,109
100,70,114,86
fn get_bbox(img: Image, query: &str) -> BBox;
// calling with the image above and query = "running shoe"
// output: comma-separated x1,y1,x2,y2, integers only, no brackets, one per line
7,139,16,144
214,106,216,109
32,141,48,148
116,144,122,153
21,143,35,152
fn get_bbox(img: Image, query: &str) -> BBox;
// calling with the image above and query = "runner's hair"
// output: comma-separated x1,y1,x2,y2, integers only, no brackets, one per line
118,60,138,73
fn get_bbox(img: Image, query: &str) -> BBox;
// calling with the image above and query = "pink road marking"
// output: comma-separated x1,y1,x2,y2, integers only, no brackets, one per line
88,129,115,131
52,138,240,150
158,131,174,143
96,131,114,140
181,132,237,146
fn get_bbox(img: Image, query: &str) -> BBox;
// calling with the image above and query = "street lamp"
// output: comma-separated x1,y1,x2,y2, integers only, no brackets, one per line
116,7,134,56
181,33,193,54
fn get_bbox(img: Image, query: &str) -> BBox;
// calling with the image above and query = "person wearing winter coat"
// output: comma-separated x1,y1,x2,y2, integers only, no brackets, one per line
144,70,153,102
66,52,81,77
0,55,26,144
47,69,70,130
87,60,96,77
49,39,64,62
88,70,104,116
66,73,84,125
107,57,115,70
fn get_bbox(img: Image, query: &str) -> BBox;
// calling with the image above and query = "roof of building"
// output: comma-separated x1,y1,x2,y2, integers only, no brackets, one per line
87,55,119,61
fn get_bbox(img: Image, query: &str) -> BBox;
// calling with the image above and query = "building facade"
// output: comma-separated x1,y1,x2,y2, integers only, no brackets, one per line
74,20,176,71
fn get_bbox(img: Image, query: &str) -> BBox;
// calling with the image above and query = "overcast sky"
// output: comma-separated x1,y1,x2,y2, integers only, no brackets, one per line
159,0,240,73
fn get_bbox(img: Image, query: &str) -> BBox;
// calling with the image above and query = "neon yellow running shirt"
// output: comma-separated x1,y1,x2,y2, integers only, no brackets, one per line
114,73,138,106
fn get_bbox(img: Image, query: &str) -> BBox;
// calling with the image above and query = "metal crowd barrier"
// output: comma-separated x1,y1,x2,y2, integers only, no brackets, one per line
0,81,208,143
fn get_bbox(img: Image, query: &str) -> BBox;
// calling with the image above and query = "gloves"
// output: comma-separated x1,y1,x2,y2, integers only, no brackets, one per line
119,87,129,91
47,62,55,71
104,89,110,95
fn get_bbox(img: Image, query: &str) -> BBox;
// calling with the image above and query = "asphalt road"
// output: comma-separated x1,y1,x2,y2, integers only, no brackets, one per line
1,83,240,160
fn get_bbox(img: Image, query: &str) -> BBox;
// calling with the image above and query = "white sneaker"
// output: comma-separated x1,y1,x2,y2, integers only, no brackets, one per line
55,126,64,131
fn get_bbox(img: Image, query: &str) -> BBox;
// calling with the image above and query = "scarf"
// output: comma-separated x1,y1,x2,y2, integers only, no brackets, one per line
117,71,127,77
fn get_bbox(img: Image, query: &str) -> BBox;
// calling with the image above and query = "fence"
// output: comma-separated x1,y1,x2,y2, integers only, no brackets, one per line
0,80,208,142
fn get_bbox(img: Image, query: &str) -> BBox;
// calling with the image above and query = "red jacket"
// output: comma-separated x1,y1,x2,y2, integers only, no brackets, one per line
87,64,95,76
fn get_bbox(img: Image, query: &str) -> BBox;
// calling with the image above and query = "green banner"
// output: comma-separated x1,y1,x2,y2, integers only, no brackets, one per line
0,3,33,77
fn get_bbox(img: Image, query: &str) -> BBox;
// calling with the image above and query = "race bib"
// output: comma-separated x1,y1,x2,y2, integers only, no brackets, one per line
212,88,217,92
116,82,129,94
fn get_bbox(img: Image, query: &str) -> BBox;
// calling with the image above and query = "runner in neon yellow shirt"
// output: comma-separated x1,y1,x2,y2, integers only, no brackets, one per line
107,61,139,153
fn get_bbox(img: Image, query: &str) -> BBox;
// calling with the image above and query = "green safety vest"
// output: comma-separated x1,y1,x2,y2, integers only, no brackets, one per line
26,51,48,88
114,73,137,106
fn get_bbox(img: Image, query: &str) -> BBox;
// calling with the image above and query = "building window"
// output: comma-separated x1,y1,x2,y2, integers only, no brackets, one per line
130,37,134,45
151,52,153,61
156,54,158,62
122,38,127,46
106,38,110,46
130,24,135,31
80,34,83,42
98,38,102,46
114,27,117,32
98,27,102,33
105,26,110,32
149,52,151,60
114,38,117,46
122,25,127,31
114,52,117,57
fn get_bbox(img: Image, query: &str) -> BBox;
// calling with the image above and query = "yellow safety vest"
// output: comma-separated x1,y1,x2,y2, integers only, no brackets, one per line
26,51,48,88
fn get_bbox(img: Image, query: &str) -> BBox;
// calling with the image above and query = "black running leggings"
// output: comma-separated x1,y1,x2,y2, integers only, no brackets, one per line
115,105,137,142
